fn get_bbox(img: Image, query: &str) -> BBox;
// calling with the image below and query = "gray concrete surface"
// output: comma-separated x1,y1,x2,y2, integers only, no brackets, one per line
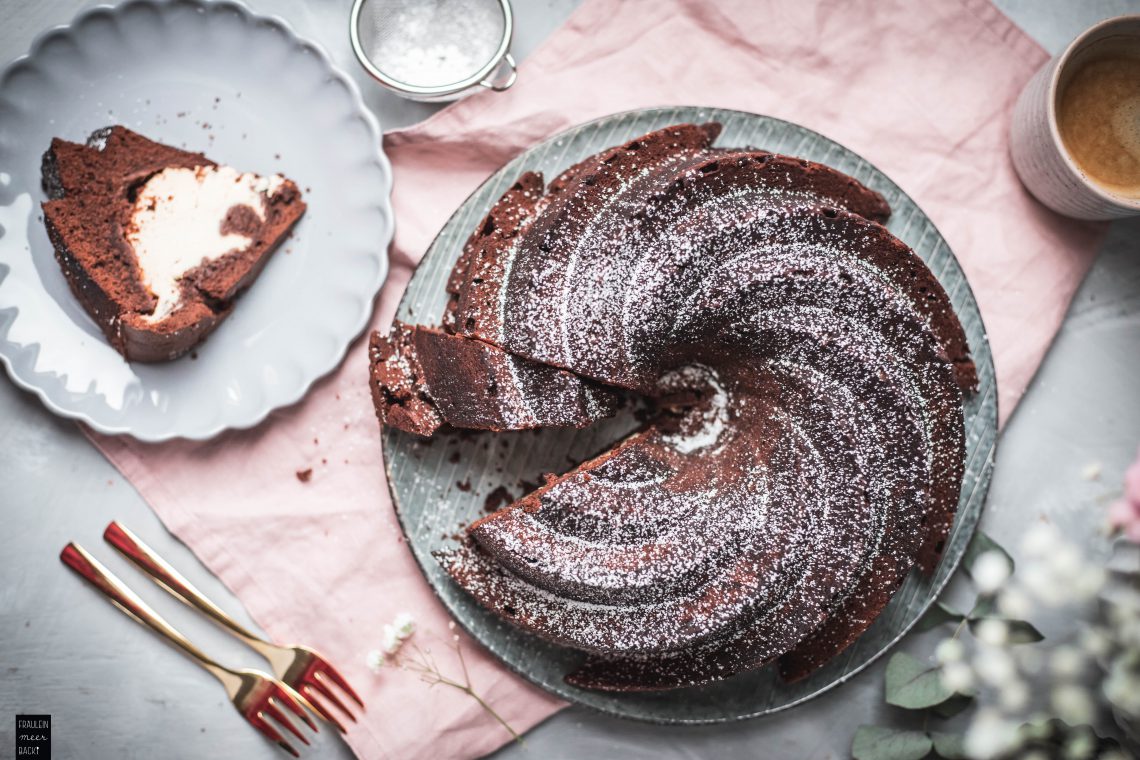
1,0,1138,758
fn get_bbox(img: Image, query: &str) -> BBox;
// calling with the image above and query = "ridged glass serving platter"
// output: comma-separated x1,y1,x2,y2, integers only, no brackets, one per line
384,106,997,723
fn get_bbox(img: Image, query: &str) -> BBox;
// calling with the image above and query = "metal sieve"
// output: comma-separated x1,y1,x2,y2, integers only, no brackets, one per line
350,0,517,102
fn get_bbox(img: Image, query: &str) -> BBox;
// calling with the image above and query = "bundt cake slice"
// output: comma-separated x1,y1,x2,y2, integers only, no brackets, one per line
41,126,305,362
369,322,619,436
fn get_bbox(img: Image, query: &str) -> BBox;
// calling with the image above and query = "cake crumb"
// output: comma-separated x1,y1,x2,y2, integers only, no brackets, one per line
296,468,313,483
456,479,472,492
1081,462,1102,481
483,485,514,513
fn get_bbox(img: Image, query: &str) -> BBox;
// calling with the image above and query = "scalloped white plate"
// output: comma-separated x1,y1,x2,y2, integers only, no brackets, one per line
0,0,392,441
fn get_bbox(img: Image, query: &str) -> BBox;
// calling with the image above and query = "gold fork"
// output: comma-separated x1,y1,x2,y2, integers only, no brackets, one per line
60,543,319,757
104,521,363,732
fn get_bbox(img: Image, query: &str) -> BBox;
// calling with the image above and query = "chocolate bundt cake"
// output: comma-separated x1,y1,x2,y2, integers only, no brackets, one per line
370,123,976,692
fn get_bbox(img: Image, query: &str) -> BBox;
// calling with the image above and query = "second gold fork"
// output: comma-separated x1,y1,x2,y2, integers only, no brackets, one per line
103,521,364,731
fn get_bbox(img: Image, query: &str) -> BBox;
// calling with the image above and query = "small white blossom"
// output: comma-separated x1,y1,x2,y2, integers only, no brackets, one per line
965,709,1020,760
1072,566,1106,600
1022,561,1068,606
999,680,1030,712
1049,646,1086,679
941,661,974,693
1104,660,1140,715
392,611,416,638
1062,728,1096,760
381,624,402,653
1021,524,1060,558
1051,683,1095,725
365,649,386,673
973,551,1012,594
1078,627,1111,659
975,647,1016,686
997,587,1032,619
1053,545,1083,579
975,618,1010,647
935,637,965,665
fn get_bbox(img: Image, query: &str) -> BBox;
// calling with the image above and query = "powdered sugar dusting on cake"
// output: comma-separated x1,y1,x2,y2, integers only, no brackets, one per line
369,123,975,690
656,364,729,454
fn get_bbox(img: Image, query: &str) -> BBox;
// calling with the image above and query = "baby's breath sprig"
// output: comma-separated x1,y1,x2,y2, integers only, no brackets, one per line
394,639,522,744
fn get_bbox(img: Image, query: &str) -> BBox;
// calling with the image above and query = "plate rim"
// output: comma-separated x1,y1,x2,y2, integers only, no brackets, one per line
0,0,394,442
384,105,998,724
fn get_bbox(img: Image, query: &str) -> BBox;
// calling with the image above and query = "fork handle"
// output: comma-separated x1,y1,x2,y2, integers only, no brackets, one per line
104,522,269,653
60,543,233,684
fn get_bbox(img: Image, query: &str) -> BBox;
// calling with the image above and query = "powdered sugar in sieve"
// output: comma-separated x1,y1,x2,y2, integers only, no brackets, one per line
351,0,516,101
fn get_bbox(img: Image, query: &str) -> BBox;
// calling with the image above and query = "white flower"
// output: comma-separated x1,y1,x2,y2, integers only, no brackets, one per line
1022,560,1068,606
1052,545,1082,579
975,618,1010,647
1063,727,1096,760
941,661,974,693
1104,660,1140,715
935,638,965,665
1078,627,1111,659
1021,524,1060,559
998,587,1032,619
365,649,385,673
965,709,1020,760
1051,683,1095,725
392,611,417,638
1049,646,1086,679
975,647,1016,686
999,680,1030,711
1071,566,1106,601
973,550,1012,594
378,612,418,656
381,624,402,653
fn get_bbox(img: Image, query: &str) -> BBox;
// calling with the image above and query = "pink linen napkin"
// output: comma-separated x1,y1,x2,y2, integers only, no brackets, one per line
93,1,1106,758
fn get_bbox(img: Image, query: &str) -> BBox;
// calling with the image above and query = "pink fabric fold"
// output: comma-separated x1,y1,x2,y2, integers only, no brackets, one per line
92,1,1106,758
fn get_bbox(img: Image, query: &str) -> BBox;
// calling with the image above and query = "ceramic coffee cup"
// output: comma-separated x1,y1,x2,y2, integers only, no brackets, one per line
1010,15,1140,220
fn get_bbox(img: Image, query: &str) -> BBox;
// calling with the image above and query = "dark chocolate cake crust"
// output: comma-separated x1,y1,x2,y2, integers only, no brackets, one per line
370,122,975,693
41,126,306,362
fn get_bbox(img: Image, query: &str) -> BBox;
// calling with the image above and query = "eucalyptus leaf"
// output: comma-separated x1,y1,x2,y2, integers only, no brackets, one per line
963,531,1014,576
930,693,974,719
930,731,966,759
966,617,1045,644
852,725,934,760
885,651,954,709
967,595,997,619
916,601,964,633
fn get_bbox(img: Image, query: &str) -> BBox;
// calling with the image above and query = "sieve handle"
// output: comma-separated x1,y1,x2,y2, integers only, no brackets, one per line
480,52,517,92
